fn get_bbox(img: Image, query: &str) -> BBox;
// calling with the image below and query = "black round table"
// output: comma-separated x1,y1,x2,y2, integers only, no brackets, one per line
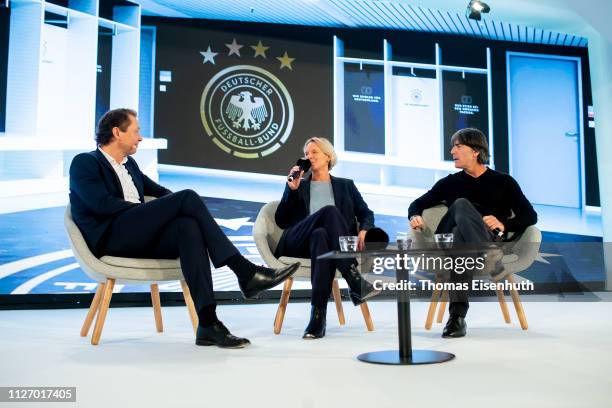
319,249,455,365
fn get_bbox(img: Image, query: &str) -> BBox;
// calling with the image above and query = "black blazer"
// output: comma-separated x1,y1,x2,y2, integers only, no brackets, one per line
274,174,374,255
69,150,171,256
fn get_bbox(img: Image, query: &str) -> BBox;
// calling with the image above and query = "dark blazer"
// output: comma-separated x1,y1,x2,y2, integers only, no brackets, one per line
274,174,374,255
69,150,171,256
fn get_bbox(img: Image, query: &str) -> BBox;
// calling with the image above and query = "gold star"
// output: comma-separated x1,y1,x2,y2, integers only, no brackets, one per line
251,40,269,58
276,51,295,70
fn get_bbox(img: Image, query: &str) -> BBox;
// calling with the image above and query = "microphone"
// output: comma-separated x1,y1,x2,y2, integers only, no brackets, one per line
287,158,311,182
492,228,504,241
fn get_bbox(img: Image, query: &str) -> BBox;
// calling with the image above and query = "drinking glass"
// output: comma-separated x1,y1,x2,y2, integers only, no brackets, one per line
339,236,359,252
434,233,454,249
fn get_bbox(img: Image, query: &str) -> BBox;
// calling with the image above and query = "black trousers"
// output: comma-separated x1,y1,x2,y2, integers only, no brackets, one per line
435,198,494,318
100,189,239,312
278,206,355,307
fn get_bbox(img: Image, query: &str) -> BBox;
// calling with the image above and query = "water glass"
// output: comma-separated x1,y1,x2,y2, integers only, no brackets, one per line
434,233,454,249
396,235,412,250
339,236,358,252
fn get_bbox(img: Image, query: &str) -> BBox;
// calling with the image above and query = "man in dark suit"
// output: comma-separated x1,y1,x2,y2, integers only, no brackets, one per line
69,108,299,348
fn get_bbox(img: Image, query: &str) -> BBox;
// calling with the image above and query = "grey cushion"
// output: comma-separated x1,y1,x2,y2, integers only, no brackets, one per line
64,200,185,283
100,256,180,269
279,256,311,268
408,205,448,243
408,204,542,275
253,201,343,279
502,225,541,274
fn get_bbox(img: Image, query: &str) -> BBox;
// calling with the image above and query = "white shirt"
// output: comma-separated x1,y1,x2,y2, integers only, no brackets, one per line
98,148,141,204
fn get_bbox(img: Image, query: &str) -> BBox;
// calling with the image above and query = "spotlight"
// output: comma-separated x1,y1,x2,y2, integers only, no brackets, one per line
467,0,490,21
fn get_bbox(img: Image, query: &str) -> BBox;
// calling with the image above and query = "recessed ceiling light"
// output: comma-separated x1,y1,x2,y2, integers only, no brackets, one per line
467,0,491,21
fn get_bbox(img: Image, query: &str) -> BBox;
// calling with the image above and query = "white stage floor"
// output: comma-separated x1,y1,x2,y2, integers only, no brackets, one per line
1,297,611,407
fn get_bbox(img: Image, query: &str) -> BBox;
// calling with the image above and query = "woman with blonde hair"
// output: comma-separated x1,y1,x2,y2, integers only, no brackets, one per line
274,137,385,339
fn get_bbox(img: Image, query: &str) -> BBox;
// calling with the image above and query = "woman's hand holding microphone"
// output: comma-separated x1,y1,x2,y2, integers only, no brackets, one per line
287,166,304,190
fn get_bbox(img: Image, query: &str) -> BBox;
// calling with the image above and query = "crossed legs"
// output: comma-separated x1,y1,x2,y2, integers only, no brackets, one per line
435,198,493,318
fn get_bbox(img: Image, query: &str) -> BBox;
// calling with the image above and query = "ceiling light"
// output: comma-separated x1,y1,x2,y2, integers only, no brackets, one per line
467,0,490,21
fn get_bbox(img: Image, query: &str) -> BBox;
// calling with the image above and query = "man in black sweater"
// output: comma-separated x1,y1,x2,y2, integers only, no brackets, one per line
408,128,537,338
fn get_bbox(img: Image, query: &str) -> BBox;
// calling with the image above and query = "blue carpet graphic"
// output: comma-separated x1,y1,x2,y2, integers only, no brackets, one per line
0,196,605,295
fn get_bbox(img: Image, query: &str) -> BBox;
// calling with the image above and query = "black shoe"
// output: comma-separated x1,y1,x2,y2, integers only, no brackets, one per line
442,315,467,338
238,262,300,299
349,280,381,306
343,264,381,306
303,305,327,339
196,322,250,348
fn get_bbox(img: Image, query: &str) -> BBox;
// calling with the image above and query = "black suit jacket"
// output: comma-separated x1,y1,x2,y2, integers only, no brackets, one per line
69,150,171,256
274,174,374,255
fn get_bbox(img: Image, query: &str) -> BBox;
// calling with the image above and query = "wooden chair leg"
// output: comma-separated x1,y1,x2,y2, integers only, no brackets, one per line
360,302,374,331
425,280,441,329
150,283,163,333
507,274,528,330
274,276,293,334
331,279,346,325
80,282,105,337
180,280,198,334
496,288,512,323
436,290,448,323
91,278,115,345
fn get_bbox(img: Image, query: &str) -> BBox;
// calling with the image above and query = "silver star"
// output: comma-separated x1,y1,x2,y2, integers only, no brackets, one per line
200,46,218,65
214,217,252,231
225,38,243,57
534,252,563,265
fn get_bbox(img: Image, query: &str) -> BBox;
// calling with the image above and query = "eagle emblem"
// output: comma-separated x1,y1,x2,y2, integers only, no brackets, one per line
200,65,294,158
225,91,268,131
